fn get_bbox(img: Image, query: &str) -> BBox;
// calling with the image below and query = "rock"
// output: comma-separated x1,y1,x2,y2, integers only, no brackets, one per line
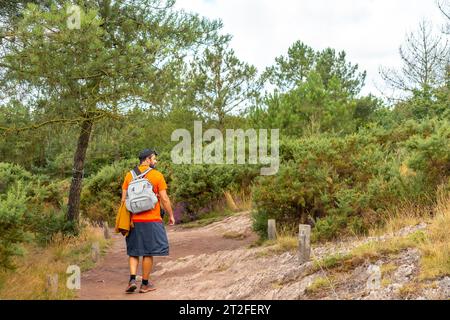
386,283,402,294
439,277,450,298
397,223,427,237
393,264,414,282
363,290,385,300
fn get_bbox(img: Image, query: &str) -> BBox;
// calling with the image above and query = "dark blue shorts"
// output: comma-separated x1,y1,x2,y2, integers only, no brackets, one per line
126,222,169,257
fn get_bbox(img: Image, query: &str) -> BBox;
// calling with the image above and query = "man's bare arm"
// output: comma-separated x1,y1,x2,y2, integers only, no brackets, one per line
121,190,127,203
159,189,175,225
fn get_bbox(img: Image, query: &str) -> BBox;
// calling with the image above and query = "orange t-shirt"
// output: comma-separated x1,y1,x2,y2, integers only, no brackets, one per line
122,165,168,223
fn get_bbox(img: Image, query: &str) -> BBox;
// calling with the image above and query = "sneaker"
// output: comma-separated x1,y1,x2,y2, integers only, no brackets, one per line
139,282,157,293
125,280,138,293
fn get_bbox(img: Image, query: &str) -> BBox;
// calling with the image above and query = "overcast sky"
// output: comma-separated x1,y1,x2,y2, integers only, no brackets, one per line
175,0,447,97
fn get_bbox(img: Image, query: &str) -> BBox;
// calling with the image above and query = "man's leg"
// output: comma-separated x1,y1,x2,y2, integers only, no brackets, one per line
126,256,139,293
142,256,153,281
129,256,139,276
140,256,156,292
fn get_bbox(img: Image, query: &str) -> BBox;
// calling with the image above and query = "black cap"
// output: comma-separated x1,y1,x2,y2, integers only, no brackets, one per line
138,148,158,161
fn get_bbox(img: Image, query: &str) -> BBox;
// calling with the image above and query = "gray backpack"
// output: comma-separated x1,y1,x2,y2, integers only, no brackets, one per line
125,167,158,214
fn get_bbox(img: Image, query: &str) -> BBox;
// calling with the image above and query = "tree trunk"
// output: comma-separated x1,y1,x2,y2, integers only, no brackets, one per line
67,118,94,222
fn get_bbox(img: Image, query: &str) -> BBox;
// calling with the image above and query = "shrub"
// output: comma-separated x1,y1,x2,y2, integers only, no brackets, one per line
26,205,79,246
171,164,259,222
0,162,64,206
252,119,450,242
252,208,270,239
0,162,33,194
406,122,450,186
81,159,136,224
0,182,27,270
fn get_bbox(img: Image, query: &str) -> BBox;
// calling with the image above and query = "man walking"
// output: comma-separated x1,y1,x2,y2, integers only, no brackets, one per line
121,149,175,294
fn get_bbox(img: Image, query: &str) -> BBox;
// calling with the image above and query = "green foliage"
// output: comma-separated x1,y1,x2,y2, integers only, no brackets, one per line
81,157,260,224
262,40,366,96
0,163,76,269
0,162,64,206
186,39,260,128
166,163,259,222
171,165,230,220
251,71,358,136
0,162,33,192
0,2,448,251
27,206,79,246
0,0,225,223
0,182,27,270
251,40,368,137
252,119,450,241
252,208,270,239
406,122,450,186
81,159,136,224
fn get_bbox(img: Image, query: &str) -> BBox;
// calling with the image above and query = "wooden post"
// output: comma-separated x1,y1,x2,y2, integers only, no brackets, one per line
298,224,311,264
91,241,100,262
103,221,111,239
268,219,277,240
46,274,58,295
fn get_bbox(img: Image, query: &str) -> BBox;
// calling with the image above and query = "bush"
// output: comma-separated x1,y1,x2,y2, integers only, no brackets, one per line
80,155,261,224
0,162,33,194
81,159,136,224
251,208,270,239
0,182,27,270
0,162,64,206
26,205,79,246
252,119,450,241
0,163,74,268
406,122,450,186
171,164,260,222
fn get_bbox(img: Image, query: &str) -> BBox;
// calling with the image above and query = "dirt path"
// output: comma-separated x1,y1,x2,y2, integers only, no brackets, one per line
78,212,448,300
78,212,257,300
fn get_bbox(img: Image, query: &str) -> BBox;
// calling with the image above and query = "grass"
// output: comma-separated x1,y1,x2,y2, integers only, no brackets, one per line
381,278,392,287
276,235,298,252
398,282,422,299
366,187,450,281
380,263,398,276
369,201,432,237
417,190,450,280
253,226,299,256
351,231,427,259
238,188,449,300
232,190,253,211
311,189,450,285
0,224,111,300
305,276,332,295
310,231,426,274
311,253,356,274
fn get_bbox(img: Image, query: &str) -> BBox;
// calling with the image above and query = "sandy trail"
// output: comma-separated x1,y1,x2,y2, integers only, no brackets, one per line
78,212,444,300
78,212,257,300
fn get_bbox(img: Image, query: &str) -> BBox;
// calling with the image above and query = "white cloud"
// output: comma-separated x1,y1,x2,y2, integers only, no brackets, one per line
176,0,447,96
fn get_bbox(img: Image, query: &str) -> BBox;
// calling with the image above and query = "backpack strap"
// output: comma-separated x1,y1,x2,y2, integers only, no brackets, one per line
137,168,152,179
130,166,152,181
130,166,141,180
